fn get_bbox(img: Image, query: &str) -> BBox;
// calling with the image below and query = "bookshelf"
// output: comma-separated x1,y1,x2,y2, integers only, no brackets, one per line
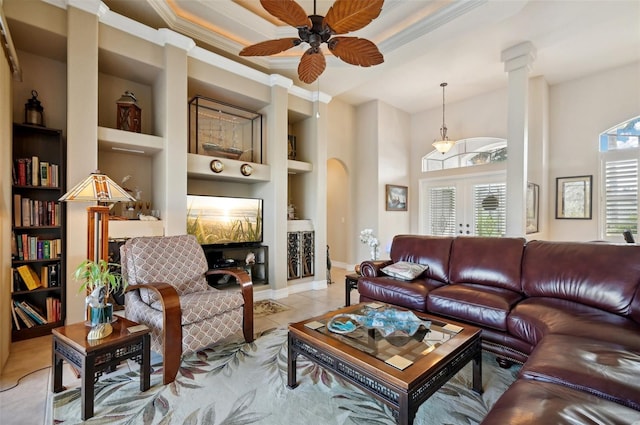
11,123,66,341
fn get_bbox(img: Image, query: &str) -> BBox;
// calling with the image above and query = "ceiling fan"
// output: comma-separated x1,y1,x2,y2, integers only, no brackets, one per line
239,0,385,84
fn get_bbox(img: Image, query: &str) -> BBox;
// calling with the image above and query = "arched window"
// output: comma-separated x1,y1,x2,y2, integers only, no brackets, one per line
599,116,640,240
422,137,507,172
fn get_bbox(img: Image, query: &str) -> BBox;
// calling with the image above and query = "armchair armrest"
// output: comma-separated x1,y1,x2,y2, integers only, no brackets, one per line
126,282,181,385
360,260,393,277
206,268,254,343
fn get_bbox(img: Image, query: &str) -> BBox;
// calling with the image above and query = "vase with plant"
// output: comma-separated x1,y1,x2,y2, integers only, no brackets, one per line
360,228,380,261
73,259,127,340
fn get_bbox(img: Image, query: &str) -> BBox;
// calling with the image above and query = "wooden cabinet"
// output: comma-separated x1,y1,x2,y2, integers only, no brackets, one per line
287,220,315,280
201,245,269,287
10,124,66,341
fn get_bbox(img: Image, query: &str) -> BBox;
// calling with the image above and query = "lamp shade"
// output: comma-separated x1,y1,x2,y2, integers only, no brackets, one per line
432,139,456,154
59,171,136,203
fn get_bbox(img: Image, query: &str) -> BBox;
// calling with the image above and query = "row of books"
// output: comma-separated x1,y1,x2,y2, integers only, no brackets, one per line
13,194,61,227
13,156,60,187
13,233,61,261
12,263,60,291
11,298,61,330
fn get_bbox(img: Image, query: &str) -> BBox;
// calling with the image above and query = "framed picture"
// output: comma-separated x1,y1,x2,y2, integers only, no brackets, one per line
526,182,539,234
385,185,408,211
556,175,592,219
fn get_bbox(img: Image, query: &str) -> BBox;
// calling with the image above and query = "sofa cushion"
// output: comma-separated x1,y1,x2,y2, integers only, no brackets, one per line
357,276,444,312
480,379,640,425
507,297,640,348
522,240,640,315
381,261,428,280
520,334,640,410
449,237,525,292
427,284,523,331
389,235,453,283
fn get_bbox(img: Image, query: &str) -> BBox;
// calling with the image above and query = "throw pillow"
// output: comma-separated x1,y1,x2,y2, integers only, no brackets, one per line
381,261,428,280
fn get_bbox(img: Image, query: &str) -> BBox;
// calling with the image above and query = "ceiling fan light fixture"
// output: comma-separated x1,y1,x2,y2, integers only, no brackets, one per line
239,0,385,84
432,82,455,154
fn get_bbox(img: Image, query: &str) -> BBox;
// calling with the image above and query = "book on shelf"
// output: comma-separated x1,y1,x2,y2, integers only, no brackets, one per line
46,297,61,322
13,194,21,227
16,265,41,290
31,156,39,186
11,305,21,330
13,305,35,328
14,300,47,325
39,161,49,186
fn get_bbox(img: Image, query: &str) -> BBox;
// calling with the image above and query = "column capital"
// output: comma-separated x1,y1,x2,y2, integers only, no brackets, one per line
501,41,537,73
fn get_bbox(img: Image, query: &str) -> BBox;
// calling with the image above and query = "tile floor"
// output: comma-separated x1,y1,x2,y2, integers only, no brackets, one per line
0,267,352,425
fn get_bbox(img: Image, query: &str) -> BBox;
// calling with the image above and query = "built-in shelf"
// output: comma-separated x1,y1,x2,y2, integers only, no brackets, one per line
97,126,163,156
287,160,313,174
187,153,270,182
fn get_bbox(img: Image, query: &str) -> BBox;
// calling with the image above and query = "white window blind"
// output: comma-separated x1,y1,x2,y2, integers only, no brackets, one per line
604,158,638,236
429,186,456,236
473,183,506,237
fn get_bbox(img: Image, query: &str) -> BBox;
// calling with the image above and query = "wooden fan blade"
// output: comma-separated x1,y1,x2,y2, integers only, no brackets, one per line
298,48,326,84
328,37,384,67
324,0,384,34
240,38,301,56
260,0,312,28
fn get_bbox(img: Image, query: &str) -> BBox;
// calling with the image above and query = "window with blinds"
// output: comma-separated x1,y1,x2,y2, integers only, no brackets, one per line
604,158,638,236
429,186,456,236
473,183,506,237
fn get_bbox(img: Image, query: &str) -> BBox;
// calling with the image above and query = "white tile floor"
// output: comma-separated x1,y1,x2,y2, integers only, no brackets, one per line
0,267,351,425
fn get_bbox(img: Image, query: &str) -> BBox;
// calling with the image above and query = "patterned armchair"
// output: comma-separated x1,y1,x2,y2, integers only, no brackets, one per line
122,235,253,384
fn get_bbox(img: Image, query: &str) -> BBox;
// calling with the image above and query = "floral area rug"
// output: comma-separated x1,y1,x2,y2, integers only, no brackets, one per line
253,299,290,317
52,328,520,424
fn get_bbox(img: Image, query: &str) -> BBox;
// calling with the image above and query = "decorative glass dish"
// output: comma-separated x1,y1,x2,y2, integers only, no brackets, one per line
327,307,431,337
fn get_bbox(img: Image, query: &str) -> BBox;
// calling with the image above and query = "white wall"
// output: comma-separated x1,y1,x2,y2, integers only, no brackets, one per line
326,99,355,266
548,61,640,241
410,88,508,233
378,101,411,256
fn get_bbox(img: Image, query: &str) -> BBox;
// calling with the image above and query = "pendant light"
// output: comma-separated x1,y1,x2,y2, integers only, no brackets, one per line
432,82,456,154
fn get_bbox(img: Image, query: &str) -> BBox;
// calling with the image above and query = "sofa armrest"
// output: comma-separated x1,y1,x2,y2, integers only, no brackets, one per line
360,260,393,277
206,268,254,343
126,282,181,385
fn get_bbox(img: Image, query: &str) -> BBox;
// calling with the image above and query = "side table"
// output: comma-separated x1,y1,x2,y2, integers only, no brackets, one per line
345,273,359,306
52,316,151,420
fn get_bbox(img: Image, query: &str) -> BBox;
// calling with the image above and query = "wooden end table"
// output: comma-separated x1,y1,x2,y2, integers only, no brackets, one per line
345,273,359,306
52,316,151,420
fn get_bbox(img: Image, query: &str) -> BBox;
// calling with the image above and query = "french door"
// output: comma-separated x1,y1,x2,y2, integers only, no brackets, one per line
420,173,506,237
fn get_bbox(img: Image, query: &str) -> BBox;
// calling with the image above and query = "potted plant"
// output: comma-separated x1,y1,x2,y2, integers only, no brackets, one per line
73,259,127,339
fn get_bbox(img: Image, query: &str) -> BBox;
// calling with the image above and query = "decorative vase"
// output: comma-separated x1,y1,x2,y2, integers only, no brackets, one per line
87,303,114,340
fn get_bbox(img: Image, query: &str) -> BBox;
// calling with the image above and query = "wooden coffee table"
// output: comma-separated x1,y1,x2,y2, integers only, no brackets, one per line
288,303,482,425
52,316,151,420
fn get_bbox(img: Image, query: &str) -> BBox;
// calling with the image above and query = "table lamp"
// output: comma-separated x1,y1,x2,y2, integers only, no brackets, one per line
59,170,136,262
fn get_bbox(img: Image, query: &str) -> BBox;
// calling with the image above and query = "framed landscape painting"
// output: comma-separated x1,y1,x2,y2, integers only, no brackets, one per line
556,175,592,219
386,185,408,211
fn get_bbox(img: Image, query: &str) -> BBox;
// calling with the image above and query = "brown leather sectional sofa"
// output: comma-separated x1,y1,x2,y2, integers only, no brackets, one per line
358,235,640,424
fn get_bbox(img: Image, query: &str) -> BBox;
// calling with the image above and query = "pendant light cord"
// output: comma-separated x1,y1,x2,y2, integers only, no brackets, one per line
440,82,448,140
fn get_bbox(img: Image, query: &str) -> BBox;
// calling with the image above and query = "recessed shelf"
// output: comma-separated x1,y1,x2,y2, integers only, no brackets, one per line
287,160,313,174
187,153,270,182
98,126,163,156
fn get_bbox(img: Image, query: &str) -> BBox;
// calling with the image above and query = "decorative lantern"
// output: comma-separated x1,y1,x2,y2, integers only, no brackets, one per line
24,90,44,126
116,91,141,133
